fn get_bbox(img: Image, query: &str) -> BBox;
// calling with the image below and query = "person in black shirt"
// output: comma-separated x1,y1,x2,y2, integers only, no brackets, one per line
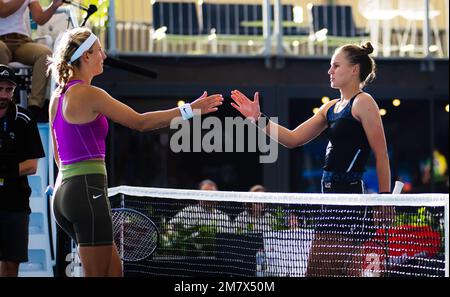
230,42,391,276
0,64,45,277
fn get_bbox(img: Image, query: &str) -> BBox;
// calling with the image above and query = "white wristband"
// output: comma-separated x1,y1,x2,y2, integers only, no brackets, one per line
179,103,194,120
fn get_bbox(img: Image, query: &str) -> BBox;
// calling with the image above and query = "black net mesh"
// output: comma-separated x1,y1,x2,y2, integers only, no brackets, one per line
108,188,447,277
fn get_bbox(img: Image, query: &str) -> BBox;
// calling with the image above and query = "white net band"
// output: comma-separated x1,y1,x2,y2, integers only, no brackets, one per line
109,185,448,207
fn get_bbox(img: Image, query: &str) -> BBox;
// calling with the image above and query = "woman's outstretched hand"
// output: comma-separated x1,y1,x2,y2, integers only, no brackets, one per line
190,91,224,115
230,90,261,121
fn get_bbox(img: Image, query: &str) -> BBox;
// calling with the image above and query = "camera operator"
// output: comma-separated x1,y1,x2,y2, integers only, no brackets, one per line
0,64,44,277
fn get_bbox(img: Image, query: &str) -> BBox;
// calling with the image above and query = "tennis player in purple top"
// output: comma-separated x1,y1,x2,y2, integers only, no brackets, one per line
47,27,223,277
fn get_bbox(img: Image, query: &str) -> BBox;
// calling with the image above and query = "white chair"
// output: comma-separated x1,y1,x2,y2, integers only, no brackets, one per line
397,0,443,57
358,0,401,57
35,6,79,50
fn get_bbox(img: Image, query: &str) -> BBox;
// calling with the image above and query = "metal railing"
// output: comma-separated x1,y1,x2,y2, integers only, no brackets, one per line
96,0,449,58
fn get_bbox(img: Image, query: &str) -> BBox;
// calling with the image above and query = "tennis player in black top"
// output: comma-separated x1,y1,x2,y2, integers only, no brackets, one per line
230,42,391,276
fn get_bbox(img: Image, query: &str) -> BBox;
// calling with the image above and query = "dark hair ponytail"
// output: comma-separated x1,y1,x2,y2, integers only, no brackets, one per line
338,41,377,88
361,41,374,55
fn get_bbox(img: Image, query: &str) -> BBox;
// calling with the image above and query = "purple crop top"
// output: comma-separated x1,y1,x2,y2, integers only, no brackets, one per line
53,80,109,165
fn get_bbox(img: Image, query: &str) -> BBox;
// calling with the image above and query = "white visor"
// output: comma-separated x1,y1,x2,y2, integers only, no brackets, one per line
69,33,98,64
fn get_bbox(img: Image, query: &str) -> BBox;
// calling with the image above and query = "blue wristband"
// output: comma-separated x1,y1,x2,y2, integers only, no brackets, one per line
179,103,194,120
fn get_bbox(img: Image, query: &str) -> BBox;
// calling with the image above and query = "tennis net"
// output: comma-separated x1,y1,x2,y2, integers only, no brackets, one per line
108,186,448,277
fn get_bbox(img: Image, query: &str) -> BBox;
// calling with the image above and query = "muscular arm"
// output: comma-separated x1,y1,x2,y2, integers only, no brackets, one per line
29,0,62,26
230,90,333,149
67,86,221,132
353,94,391,193
264,100,334,149
0,0,26,18
19,159,38,176
82,86,184,132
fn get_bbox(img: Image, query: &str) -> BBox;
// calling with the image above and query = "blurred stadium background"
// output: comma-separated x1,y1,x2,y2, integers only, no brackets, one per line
18,0,448,277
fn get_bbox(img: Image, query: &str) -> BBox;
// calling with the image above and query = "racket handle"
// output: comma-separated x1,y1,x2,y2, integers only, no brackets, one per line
392,181,404,194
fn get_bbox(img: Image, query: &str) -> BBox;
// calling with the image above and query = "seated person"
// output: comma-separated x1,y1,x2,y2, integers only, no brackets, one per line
167,179,233,234
234,185,276,234
0,0,63,121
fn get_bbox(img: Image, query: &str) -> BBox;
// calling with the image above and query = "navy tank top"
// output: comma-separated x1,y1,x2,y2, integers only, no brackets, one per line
322,92,370,182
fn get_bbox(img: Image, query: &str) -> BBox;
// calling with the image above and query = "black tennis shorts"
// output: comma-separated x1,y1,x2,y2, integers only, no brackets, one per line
53,174,113,247
0,211,29,262
318,180,373,241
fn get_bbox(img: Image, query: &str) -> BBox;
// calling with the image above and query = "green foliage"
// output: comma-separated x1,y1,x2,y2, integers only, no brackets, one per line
36,0,108,38
160,222,217,257
394,207,445,253
141,205,154,217
39,0,108,25
272,206,289,231
79,0,109,28
40,0,52,6
394,207,434,227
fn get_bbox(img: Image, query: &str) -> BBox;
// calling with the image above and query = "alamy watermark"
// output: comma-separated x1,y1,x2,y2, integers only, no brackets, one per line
169,112,279,164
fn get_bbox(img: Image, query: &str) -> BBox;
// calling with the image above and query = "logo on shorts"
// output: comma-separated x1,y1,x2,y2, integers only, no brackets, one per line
92,194,103,199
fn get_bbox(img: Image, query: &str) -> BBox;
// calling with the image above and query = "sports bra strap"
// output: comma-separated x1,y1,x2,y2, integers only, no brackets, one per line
64,80,83,93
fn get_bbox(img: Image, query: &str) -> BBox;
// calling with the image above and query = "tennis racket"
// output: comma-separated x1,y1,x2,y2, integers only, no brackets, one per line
111,208,159,262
